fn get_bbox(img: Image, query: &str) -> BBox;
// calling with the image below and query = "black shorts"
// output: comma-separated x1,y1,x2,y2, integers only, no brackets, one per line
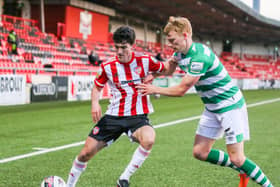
88,114,151,145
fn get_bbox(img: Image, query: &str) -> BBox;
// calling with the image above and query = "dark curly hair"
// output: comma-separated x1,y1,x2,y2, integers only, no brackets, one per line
113,26,135,45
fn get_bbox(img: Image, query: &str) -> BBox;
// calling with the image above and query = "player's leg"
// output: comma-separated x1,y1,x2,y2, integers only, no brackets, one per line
118,115,155,186
133,125,155,150
227,142,273,187
193,134,215,161
66,137,106,187
194,109,242,172
67,115,121,187
225,106,273,187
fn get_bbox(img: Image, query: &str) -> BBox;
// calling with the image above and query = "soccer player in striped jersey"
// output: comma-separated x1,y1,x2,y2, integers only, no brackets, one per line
66,26,174,187
137,16,273,187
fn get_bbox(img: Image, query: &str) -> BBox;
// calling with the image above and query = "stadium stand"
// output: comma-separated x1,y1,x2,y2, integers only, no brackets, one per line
0,11,279,80
221,52,280,79
0,15,174,77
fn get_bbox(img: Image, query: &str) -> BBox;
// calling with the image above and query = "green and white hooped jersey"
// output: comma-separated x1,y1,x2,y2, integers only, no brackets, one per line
174,43,245,113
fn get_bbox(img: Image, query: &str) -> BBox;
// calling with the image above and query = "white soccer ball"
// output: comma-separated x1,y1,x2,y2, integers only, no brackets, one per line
154,94,161,99
41,176,66,187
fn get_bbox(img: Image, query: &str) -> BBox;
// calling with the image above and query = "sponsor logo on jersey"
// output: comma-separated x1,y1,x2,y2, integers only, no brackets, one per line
134,66,142,75
93,126,100,135
120,78,142,85
190,62,204,73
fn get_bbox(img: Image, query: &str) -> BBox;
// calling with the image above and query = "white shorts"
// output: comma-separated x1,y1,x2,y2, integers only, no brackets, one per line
196,104,250,144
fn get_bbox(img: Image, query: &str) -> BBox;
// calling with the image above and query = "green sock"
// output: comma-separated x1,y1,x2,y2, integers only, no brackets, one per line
240,158,273,187
206,149,241,172
206,150,273,187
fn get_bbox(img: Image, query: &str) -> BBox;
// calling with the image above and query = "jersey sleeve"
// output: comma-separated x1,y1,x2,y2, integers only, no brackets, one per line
94,64,108,88
148,56,165,73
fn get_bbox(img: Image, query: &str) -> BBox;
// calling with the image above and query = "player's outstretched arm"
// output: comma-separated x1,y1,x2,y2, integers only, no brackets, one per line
143,57,178,84
137,74,200,97
162,56,178,75
91,85,102,123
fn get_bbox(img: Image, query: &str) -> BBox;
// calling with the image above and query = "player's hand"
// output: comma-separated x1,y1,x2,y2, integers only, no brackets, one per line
169,56,179,64
91,103,102,123
143,73,155,84
136,83,157,96
172,55,181,63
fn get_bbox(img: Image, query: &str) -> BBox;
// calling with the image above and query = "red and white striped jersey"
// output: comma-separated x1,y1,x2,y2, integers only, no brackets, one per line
94,52,164,116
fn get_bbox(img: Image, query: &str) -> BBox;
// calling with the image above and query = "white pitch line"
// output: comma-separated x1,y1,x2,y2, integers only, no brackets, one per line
0,97,279,164
0,142,85,164
246,98,280,108
32,147,49,151
153,115,201,129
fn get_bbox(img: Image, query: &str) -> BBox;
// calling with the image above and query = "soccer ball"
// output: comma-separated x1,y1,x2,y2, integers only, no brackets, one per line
41,176,66,187
154,93,161,99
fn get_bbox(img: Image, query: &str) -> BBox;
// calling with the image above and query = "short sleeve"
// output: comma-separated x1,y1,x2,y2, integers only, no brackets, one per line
94,64,108,88
148,56,164,73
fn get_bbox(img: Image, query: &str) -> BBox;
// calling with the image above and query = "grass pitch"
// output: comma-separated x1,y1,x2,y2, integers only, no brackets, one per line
0,90,279,187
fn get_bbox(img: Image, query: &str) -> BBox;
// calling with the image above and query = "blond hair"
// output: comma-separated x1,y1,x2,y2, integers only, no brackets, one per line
164,16,192,37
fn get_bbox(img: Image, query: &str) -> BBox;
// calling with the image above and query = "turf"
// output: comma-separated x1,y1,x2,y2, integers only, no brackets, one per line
0,89,279,187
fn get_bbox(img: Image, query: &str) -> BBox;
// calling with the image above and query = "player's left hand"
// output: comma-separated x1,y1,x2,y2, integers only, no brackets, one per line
169,56,179,64
136,83,157,96
91,103,102,123
143,73,155,84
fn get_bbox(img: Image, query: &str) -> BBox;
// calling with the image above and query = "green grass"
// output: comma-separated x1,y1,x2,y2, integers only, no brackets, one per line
0,90,279,187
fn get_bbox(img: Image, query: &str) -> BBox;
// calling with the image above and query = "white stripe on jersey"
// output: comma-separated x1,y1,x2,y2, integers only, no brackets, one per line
203,45,211,57
105,65,120,116
207,56,219,72
147,95,154,114
130,61,143,114
196,68,228,86
104,63,113,82
102,55,161,116
116,62,132,116
205,90,243,111
197,80,236,98
142,57,149,76
107,82,120,116
142,57,154,113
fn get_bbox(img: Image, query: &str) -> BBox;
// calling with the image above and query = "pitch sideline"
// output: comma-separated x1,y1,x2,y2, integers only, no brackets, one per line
1,97,280,164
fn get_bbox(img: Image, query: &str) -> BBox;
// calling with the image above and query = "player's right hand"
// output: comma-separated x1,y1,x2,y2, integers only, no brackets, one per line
91,103,102,123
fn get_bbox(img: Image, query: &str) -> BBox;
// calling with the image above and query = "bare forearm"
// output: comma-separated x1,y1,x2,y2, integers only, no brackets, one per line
91,85,103,123
165,62,177,75
154,85,189,97
91,86,101,105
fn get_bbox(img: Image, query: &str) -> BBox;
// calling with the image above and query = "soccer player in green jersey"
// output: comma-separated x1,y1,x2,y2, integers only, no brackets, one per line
137,16,273,187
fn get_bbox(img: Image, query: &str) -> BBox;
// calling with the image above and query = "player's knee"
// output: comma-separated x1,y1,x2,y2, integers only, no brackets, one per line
140,136,155,150
79,150,95,162
229,155,245,167
137,127,155,150
193,147,209,161
139,133,155,150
